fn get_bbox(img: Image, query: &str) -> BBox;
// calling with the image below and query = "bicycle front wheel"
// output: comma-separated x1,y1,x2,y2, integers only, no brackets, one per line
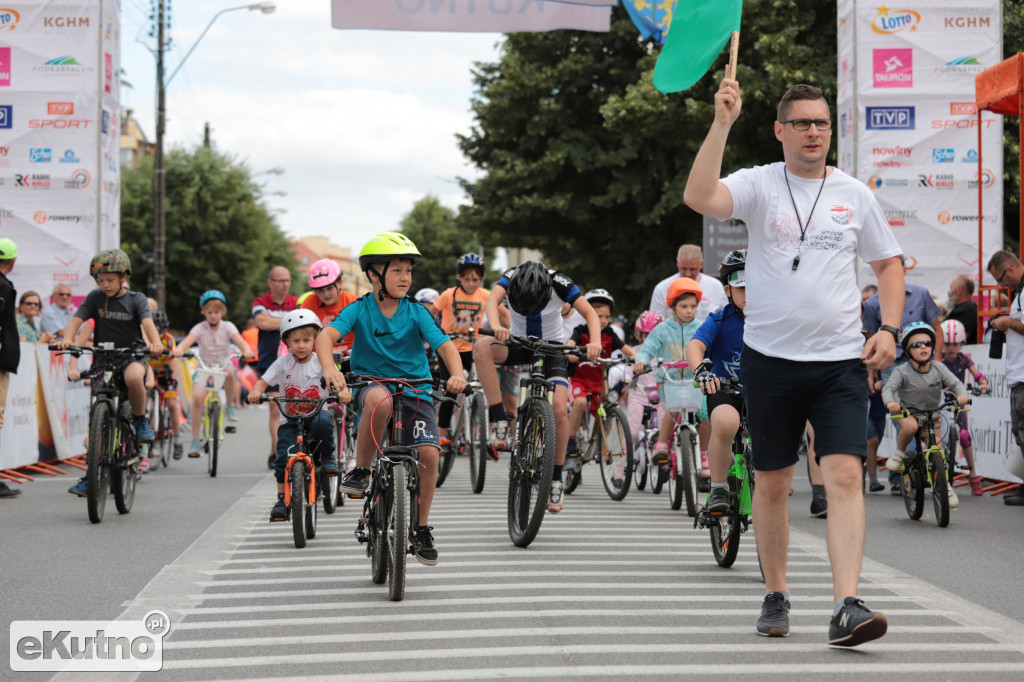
86,401,113,524
710,487,741,568
158,398,171,469
469,393,487,494
291,460,307,548
598,406,633,501
902,461,925,521
111,404,137,515
508,399,556,548
305,467,318,538
929,450,950,528
678,428,699,517
208,402,220,478
633,438,648,491
388,464,409,601
370,481,388,584
323,466,338,514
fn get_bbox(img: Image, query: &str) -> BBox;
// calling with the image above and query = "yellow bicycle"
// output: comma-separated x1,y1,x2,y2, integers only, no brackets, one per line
193,353,239,477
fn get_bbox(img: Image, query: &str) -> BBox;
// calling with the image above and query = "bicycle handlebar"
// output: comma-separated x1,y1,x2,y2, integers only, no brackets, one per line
258,392,341,419
338,373,473,403
477,327,587,357
49,342,166,359
889,397,971,419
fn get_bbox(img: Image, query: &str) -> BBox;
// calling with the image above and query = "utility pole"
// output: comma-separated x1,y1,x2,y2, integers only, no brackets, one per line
203,122,210,148
153,0,167,309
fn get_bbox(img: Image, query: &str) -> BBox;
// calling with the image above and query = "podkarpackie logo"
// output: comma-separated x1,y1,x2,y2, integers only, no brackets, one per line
873,48,912,88
871,6,921,35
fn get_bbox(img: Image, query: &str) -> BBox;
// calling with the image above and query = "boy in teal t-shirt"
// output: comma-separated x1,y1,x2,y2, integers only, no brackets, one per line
317,233,468,566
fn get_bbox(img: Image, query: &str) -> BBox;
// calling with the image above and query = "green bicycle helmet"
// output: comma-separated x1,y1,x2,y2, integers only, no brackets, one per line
358,232,422,300
89,248,132,278
0,238,17,260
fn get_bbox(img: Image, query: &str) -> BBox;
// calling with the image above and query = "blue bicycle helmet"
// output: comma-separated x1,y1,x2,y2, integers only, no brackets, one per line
199,289,227,310
900,321,935,353
457,252,485,274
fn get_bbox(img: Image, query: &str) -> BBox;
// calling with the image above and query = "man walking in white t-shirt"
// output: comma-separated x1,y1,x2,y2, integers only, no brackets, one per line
684,76,904,647
649,244,728,323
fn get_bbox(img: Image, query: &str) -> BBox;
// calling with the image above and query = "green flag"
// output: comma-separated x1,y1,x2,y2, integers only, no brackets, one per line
653,0,743,94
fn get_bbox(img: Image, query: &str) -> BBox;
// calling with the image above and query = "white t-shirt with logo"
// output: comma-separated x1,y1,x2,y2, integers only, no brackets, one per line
722,163,901,361
261,353,327,424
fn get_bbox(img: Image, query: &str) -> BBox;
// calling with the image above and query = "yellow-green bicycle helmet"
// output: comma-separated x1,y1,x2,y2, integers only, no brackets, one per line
358,232,422,300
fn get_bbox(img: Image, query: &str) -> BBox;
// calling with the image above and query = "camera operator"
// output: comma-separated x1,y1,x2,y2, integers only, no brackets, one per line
986,250,1024,506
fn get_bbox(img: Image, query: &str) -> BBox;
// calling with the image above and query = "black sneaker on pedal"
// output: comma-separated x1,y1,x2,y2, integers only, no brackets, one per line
413,525,439,566
828,597,887,646
269,499,288,522
322,458,338,476
340,467,371,497
705,487,730,513
756,592,790,637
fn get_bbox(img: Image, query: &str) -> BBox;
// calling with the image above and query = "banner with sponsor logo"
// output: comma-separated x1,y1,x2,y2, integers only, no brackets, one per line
0,1,120,305
331,0,612,33
837,1,1002,297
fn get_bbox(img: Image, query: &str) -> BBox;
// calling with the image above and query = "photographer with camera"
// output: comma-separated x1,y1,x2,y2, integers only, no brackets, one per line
986,250,1024,506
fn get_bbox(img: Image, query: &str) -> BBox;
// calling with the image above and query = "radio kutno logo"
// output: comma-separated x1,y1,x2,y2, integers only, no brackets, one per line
871,7,920,35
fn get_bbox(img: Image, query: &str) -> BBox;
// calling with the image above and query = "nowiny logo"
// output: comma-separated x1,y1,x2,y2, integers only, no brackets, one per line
871,7,921,35
11,610,170,672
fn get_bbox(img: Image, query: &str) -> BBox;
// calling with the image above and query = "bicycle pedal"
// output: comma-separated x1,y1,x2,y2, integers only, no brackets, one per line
224,426,237,434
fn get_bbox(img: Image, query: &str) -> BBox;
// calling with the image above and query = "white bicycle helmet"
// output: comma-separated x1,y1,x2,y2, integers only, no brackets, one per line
941,319,967,344
584,288,614,309
415,288,440,304
280,309,322,339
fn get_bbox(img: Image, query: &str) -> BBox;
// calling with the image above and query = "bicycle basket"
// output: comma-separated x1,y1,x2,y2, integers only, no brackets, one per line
660,374,702,413
195,368,227,392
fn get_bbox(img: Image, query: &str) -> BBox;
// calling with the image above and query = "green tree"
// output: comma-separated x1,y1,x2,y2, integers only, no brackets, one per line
399,196,497,294
120,146,297,330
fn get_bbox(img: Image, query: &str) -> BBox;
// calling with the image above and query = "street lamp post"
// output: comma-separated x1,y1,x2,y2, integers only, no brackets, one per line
152,1,276,309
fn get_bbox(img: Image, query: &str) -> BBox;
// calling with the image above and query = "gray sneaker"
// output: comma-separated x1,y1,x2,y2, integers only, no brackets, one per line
828,597,887,646
756,592,790,637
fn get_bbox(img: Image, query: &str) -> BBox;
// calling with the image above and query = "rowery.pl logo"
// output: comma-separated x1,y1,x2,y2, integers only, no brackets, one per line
10,611,169,672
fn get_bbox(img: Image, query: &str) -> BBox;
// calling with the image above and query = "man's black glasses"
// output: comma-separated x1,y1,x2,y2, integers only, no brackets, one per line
779,118,832,131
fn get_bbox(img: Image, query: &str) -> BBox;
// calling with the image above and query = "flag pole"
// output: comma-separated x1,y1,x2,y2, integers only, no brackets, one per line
726,30,739,78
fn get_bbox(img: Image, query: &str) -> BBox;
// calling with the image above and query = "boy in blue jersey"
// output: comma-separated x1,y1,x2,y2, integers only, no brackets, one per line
317,233,468,566
685,250,747,513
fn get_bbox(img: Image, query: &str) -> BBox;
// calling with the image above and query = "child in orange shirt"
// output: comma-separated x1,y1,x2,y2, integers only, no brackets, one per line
301,259,357,352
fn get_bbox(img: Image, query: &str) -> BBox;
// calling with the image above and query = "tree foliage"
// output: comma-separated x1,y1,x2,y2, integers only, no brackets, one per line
458,0,1022,321
399,196,498,294
120,146,297,330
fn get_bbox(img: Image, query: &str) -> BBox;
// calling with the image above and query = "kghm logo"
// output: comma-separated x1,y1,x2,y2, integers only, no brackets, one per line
0,7,19,30
871,6,920,35
10,611,169,672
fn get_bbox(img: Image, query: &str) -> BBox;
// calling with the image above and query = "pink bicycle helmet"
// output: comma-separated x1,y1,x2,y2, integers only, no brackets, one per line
307,258,341,289
634,310,664,334
941,319,967,344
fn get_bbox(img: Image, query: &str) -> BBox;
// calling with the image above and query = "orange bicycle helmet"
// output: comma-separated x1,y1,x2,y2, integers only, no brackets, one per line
666,277,703,309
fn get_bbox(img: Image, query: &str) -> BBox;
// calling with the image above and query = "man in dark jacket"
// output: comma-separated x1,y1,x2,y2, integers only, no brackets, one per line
0,237,23,497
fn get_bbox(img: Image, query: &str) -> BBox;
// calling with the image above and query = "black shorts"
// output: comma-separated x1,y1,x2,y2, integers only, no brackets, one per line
741,345,868,472
500,344,569,388
354,388,440,448
706,390,744,418
90,354,145,397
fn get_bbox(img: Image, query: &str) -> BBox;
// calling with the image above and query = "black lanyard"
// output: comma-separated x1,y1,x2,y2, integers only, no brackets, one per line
784,167,827,271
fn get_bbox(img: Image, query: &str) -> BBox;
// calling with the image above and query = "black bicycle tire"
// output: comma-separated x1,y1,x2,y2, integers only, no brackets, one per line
437,401,460,488
508,398,556,548
668,456,684,510
651,462,667,494
158,398,171,469
564,466,582,494
388,464,409,601
710,480,741,567
208,402,220,478
679,428,698,517
598,406,633,501
111,403,136,515
469,394,487,494
930,450,950,528
291,460,307,548
323,466,338,514
903,461,925,521
634,440,648,491
305,467,318,538
86,401,112,524
370,477,388,584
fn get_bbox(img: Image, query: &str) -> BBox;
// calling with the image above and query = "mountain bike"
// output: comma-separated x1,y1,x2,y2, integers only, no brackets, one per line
889,397,970,528
480,330,586,547
259,391,339,548
349,374,468,601
693,377,753,568
436,331,486,490
192,352,239,478
52,343,157,524
564,356,634,501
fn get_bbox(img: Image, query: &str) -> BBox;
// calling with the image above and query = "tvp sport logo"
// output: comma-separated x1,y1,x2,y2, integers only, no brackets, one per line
0,104,11,128
10,610,170,672
866,107,914,130
871,7,920,35
873,49,912,88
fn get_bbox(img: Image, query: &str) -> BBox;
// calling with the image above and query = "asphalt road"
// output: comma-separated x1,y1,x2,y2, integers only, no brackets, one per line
3,404,1024,680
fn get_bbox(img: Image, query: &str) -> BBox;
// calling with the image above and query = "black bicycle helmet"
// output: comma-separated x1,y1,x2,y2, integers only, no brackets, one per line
152,309,169,335
719,249,747,286
506,261,552,317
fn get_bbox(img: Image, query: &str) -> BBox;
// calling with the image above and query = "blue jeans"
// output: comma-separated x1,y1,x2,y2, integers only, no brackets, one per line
274,411,335,484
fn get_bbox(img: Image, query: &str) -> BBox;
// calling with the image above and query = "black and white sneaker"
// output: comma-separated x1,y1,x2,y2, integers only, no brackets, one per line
756,592,790,637
340,467,371,497
828,597,887,646
413,525,439,566
705,487,730,513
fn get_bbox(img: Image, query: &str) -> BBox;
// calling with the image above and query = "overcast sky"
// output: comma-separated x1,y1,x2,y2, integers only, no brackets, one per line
119,1,502,253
